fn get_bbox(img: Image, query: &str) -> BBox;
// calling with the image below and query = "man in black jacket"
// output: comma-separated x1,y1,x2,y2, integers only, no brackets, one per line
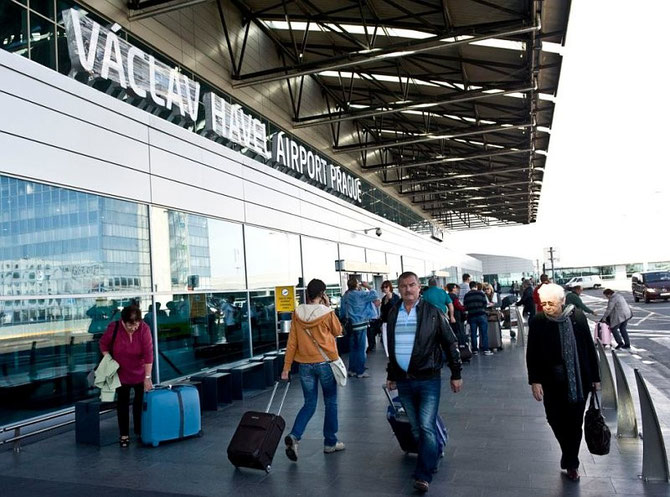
386,272,462,493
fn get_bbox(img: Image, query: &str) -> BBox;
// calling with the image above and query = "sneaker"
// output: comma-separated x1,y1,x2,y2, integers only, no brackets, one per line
324,441,345,453
622,345,631,349
284,434,298,461
483,350,494,356
472,350,479,356
413,480,430,492
614,344,622,350
357,372,370,378
347,371,356,377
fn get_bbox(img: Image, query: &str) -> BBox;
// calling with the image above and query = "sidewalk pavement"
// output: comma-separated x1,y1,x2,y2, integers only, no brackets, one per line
0,333,668,497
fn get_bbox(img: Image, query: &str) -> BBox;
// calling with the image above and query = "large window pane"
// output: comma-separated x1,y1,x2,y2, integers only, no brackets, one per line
0,176,151,296
402,256,427,283
339,244,365,263
0,1,29,57
245,227,301,289
249,289,277,355
301,237,339,289
387,253,402,286
0,295,144,426
150,209,245,292
154,292,250,382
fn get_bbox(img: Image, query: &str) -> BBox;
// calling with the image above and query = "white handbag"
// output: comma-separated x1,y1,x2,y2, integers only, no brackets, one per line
304,328,347,387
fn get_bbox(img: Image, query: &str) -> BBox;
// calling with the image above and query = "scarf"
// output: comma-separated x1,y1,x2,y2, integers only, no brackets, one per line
546,304,584,404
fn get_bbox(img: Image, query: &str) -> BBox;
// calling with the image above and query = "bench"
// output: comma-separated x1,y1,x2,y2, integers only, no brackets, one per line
189,372,232,410
250,356,277,387
75,398,118,446
264,351,287,378
218,361,266,400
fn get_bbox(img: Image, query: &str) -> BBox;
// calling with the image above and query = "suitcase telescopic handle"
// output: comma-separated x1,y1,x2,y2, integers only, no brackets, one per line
265,380,291,415
382,385,400,415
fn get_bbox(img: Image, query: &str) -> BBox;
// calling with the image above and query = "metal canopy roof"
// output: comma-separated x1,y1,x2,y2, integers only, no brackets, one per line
129,0,571,231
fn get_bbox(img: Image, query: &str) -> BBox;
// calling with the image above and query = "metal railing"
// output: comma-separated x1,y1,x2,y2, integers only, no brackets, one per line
596,339,617,411
0,409,75,453
611,350,639,438
634,369,669,482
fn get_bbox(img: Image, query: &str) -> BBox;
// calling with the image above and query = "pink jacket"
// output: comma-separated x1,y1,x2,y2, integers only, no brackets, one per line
99,320,153,385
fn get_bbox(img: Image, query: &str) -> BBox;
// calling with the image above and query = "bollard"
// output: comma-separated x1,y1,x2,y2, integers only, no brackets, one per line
514,306,525,346
634,369,669,483
596,340,617,411
611,350,638,438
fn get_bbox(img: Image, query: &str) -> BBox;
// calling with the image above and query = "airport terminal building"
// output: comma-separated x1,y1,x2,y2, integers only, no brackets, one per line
0,1,507,425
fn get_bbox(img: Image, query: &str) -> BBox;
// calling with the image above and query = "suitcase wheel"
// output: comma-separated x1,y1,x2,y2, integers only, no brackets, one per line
152,441,159,447
265,465,271,473
197,430,204,437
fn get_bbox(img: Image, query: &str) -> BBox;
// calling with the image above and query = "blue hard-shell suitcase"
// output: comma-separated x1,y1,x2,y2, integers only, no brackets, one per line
142,384,202,447
383,386,447,456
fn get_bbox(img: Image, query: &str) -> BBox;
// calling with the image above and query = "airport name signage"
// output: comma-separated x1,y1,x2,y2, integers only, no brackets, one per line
63,9,361,202
272,132,362,203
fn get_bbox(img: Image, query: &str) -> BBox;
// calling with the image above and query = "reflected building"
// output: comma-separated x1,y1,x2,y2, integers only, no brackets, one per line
168,212,212,290
0,177,150,326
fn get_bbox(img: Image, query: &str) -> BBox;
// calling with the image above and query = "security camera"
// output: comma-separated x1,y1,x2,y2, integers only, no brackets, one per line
375,227,382,237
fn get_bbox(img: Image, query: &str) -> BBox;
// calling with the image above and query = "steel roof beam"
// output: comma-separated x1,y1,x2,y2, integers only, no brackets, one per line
333,123,531,153
367,148,533,172
293,85,535,127
389,164,538,186
423,199,532,213
402,179,536,196
414,189,539,206
232,22,540,88
128,0,212,20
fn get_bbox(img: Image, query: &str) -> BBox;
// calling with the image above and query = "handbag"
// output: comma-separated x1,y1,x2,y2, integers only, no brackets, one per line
584,389,611,455
304,328,347,387
87,321,120,387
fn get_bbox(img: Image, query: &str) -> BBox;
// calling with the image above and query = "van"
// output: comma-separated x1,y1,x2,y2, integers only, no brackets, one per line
632,271,670,303
564,275,603,290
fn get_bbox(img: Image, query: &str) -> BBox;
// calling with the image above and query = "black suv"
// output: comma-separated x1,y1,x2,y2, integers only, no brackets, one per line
631,271,670,303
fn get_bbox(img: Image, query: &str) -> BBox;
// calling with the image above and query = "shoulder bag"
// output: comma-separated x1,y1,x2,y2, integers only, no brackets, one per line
584,389,611,455
304,328,347,387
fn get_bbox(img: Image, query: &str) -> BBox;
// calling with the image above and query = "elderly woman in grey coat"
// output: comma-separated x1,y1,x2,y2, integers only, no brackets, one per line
526,283,600,482
601,289,633,349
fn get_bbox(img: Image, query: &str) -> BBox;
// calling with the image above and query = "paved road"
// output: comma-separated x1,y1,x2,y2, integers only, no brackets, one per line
581,288,670,399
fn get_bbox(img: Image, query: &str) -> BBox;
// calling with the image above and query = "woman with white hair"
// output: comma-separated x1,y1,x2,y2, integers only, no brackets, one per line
526,283,600,482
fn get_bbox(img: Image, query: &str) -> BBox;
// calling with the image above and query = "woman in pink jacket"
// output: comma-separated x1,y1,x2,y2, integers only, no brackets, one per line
99,304,154,447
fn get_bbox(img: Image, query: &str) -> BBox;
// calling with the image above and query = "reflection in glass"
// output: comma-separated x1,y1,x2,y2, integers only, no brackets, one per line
154,292,250,382
249,290,276,355
30,12,57,71
156,210,245,292
0,176,151,296
0,296,144,426
0,1,29,57
244,227,301,289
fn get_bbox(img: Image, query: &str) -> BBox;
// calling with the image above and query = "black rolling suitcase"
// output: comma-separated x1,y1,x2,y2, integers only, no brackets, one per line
227,380,290,472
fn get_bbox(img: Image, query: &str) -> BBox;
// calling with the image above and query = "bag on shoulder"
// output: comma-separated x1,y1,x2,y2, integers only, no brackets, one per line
584,390,611,455
304,328,347,387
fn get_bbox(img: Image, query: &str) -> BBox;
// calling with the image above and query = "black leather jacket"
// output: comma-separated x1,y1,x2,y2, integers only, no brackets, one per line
386,300,462,381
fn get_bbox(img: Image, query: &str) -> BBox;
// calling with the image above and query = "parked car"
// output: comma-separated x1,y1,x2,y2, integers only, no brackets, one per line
564,275,603,290
632,271,670,303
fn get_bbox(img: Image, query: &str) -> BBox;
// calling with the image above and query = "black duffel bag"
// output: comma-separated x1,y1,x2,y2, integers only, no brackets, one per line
584,390,611,455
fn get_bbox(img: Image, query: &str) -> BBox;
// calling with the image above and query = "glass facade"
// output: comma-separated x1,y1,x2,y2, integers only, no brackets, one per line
0,174,461,425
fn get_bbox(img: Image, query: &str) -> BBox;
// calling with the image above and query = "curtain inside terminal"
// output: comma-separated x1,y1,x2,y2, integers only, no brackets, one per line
0,174,459,425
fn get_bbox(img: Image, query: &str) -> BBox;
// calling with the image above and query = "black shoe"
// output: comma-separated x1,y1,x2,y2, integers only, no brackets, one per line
614,344,622,350
565,468,580,481
413,480,429,492
284,435,298,461
119,436,130,448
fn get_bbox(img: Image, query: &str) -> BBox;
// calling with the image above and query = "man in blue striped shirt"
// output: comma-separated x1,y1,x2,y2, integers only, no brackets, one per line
386,272,462,493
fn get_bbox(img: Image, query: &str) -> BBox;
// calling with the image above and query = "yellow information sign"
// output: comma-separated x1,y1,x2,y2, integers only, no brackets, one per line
275,286,296,313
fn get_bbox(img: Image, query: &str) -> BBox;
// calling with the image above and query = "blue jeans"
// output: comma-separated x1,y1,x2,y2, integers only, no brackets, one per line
289,362,338,447
348,324,367,375
397,378,441,483
611,319,630,347
468,314,489,351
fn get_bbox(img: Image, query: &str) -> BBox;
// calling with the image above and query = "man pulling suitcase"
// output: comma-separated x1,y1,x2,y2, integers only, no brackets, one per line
385,271,463,493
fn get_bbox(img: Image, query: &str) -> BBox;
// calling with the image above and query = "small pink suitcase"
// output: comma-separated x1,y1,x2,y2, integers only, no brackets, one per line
594,322,612,346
